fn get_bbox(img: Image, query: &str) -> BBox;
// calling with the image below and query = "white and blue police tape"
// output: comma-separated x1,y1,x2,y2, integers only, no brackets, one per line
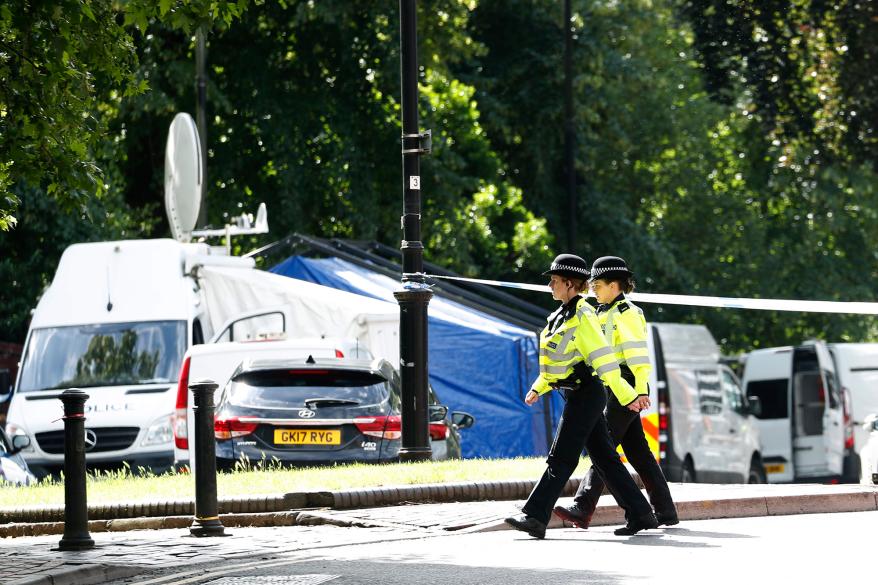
421,274,878,315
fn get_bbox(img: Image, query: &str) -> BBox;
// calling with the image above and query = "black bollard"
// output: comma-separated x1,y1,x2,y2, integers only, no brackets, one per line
58,389,95,551
189,379,225,537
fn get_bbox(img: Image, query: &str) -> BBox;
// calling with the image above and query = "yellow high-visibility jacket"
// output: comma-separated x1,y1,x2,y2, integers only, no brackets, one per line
531,296,638,405
598,295,652,396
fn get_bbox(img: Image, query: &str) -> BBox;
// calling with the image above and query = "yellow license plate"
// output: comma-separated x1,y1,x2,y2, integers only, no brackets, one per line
274,429,341,445
764,463,785,474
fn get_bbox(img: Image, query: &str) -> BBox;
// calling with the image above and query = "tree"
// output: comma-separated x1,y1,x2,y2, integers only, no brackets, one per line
0,0,250,341
109,2,553,277
0,0,250,231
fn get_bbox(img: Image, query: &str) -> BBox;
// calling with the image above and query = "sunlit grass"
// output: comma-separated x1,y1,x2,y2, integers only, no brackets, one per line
0,456,590,509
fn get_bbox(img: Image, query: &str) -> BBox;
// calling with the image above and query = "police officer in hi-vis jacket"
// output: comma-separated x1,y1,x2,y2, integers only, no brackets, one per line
553,256,679,530
504,254,658,539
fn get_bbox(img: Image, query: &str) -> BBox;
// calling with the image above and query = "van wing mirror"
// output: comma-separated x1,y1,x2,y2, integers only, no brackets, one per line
451,411,475,430
747,396,763,418
10,434,31,455
863,413,878,431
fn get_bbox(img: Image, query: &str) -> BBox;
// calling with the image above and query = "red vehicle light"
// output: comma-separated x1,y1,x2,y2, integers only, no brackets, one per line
354,415,402,440
335,349,344,358
173,356,191,450
429,422,449,441
214,417,259,440
842,386,855,450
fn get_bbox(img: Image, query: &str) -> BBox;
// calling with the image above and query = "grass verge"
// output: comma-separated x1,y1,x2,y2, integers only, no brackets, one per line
0,456,590,509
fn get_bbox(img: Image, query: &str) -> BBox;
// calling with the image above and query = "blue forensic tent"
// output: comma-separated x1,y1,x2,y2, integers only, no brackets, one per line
270,256,564,458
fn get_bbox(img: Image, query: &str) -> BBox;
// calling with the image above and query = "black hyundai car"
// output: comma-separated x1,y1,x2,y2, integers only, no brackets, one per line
213,357,473,468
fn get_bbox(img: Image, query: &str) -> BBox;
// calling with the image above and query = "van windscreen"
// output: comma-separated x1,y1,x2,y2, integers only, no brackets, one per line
17,321,187,392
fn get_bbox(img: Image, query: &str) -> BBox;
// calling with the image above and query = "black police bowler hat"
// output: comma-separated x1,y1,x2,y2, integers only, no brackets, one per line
589,256,633,281
542,254,591,279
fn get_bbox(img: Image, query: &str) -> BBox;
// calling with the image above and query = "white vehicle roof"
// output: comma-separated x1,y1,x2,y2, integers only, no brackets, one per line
31,239,254,329
186,336,373,360
829,343,878,369
652,323,721,364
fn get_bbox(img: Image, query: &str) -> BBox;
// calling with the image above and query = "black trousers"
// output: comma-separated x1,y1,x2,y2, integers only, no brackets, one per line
521,377,654,525
573,391,677,521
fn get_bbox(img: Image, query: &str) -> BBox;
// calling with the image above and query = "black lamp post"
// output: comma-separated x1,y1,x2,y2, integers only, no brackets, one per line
563,0,577,250
195,26,208,228
393,0,433,462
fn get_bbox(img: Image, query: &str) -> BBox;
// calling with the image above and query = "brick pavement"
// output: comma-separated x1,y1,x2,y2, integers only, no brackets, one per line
3,483,877,585
2,524,428,585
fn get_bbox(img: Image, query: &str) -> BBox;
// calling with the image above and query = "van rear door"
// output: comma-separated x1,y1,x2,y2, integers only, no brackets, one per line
806,341,844,476
743,348,794,482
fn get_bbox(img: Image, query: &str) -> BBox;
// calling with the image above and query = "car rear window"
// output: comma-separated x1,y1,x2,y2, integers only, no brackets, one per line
227,369,389,409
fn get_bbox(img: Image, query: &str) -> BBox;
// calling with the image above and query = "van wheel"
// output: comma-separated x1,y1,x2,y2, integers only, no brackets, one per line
681,458,696,483
842,452,861,484
748,457,767,484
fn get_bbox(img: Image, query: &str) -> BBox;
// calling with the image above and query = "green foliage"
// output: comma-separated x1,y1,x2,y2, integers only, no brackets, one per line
0,0,251,231
109,2,552,277
2,0,877,356
0,456,578,507
0,1,139,227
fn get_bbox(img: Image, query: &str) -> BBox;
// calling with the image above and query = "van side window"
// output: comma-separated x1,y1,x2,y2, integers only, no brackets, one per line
721,369,746,415
823,371,840,409
0,368,10,395
696,369,723,415
746,379,788,419
193,319,205,346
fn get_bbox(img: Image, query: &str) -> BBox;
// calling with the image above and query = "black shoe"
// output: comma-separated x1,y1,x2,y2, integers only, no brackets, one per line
656,512,679,527
553,505,591,529
613,514,659,536
504,514,547,539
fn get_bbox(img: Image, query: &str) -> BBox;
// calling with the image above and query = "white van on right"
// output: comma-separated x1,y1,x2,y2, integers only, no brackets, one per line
825,343,878,482
741,341,846,483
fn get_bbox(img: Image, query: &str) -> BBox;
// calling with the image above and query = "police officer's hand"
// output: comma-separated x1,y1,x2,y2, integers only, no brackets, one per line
627,395,650,413
525,389,540,405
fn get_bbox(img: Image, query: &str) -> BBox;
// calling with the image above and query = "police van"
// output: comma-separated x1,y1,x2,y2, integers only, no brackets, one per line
640,323,765,483
3,239,258,477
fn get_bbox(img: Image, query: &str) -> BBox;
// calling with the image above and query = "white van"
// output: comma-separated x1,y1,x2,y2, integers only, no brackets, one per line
740,341,846,483
827,343,878,481
4,239,254,477
641,323,764,483
859,414,878,485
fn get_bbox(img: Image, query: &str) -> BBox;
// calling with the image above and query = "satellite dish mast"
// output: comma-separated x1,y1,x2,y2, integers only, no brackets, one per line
164,113,203,243
192,202,270,255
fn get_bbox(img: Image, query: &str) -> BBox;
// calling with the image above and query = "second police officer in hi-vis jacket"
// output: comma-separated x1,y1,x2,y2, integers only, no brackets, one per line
505,254,658,539
553,256,679,529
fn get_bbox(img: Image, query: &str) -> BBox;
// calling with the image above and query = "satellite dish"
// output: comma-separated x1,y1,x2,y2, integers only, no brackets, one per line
164,113,203,242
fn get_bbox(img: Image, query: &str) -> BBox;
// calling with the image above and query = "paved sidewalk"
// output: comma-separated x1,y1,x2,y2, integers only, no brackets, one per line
3,524,425,585
4,483,876,585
